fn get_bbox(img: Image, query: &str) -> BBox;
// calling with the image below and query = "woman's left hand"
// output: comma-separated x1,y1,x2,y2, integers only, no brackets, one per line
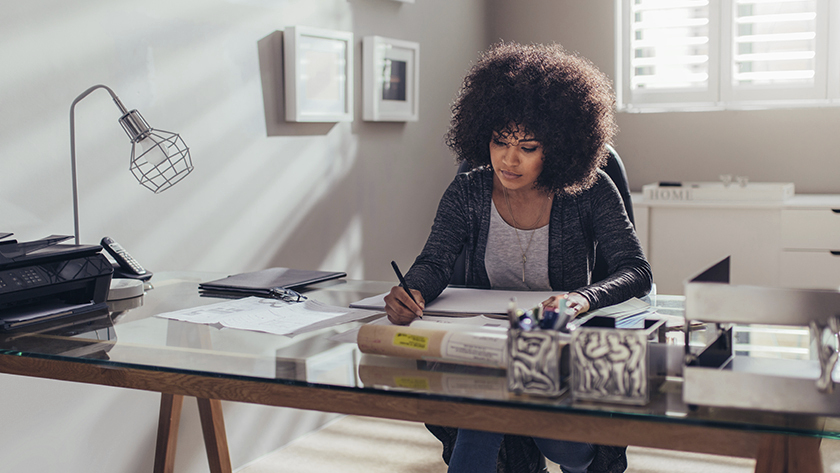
542,292,590,318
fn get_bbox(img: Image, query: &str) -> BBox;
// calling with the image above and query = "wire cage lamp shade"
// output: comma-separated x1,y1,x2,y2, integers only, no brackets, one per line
118,109,193,193
70,84,194,244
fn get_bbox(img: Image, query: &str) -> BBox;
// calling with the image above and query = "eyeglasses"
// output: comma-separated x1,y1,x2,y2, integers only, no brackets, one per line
268,287,307,303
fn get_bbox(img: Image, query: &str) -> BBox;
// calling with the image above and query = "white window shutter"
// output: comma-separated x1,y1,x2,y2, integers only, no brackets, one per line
722,0,827,102
619,0,836,109
621,0,720,108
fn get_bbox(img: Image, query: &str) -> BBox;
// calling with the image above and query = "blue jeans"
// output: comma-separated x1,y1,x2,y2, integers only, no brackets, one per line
447,428,595,473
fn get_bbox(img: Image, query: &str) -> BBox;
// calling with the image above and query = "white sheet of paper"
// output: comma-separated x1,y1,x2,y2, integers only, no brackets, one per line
586,297,650,318
155,297,377,336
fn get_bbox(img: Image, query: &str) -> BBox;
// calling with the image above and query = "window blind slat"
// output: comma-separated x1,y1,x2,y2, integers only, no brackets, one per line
737,12,816,23
630,0,711,90
735,32,816,42
732,0,817,86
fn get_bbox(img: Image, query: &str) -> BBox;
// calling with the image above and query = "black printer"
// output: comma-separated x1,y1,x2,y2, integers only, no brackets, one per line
0,234,113,330
0,308,116,359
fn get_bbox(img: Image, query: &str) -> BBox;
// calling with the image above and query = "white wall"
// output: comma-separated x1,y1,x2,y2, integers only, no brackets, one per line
0,1,489,471
488,0,840,195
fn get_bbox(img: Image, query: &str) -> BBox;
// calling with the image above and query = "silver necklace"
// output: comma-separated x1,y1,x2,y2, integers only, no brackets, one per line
502,186,550,282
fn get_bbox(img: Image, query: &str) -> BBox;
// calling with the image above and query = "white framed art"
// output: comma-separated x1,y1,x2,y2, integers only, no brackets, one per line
284,26,354,122
363,36,419,122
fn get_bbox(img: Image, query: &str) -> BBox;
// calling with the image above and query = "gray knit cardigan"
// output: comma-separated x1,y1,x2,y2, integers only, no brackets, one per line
404,167,653,308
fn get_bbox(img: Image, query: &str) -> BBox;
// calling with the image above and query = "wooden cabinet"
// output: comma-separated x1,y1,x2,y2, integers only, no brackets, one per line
632,194,840,295
779,196,840,290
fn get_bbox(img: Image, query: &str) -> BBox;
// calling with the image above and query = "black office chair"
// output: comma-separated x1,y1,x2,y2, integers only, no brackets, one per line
449,145,634,286
591,144,634,284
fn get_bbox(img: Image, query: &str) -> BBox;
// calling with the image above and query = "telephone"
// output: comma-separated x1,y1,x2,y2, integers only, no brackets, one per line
100,236,153,281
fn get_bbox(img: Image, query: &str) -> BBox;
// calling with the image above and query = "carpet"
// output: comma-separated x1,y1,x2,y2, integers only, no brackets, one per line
237,415,840,472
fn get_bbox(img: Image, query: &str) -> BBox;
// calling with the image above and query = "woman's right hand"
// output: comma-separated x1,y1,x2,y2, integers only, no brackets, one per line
542,292,590,319
383,286,425,325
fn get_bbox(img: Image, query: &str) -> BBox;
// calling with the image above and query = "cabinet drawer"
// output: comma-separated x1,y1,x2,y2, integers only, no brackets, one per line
781,209,840,249
780,250,840,290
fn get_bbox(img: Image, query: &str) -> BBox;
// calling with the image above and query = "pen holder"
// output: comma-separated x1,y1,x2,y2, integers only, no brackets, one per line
570,316,666,405
506,328,568,396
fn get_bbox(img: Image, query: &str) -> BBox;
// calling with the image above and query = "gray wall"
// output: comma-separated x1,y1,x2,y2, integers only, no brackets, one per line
0,1,489,472
489,0,840,194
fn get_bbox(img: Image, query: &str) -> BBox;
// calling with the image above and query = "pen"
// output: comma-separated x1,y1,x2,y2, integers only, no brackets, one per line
518,308,535,331
540,306,558,330
390,260,422,318
507,298,520,329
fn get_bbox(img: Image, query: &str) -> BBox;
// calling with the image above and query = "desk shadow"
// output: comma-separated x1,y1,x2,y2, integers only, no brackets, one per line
257,30,336,137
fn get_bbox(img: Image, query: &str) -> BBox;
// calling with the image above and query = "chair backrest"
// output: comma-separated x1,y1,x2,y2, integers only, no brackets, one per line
448,146,635,286
591,145,634,283
449,160,473,286
602,144,634,226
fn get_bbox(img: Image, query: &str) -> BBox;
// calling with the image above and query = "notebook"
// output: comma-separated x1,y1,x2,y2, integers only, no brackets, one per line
198,267,346,298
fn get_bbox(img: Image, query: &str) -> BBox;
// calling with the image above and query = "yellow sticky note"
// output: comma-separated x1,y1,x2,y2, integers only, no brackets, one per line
393,332,429,350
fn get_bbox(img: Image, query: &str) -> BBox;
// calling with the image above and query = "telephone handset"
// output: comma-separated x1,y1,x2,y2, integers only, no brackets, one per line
101,236,152,280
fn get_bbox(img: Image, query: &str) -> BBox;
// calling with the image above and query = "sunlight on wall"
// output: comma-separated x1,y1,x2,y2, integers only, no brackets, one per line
0,0,361,278
320,214,365,279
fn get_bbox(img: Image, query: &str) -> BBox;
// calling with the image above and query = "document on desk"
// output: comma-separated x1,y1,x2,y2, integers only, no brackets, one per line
586,297,651,319
155,297,378,337
351,287,651,319
350,287,560,317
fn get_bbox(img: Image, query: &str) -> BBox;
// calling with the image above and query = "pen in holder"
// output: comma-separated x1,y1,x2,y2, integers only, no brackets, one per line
506,299,569,397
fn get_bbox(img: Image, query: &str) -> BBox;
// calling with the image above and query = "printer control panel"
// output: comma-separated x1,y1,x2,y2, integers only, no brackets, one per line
0,257,112,296
0,267,49,294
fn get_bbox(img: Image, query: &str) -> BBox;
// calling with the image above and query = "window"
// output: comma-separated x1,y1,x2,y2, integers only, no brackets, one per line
617,0,839,110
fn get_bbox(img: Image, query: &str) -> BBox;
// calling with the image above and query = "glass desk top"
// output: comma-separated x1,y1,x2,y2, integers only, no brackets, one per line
0,272,837,443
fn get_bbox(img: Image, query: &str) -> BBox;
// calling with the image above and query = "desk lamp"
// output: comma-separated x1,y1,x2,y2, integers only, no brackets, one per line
70,84,193,245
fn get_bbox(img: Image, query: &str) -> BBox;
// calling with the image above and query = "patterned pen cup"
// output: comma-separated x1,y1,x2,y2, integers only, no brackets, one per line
506,328,570,397
570,316,666,405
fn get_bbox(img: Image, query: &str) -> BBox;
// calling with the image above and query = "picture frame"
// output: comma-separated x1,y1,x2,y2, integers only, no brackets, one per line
363,36,419,122
284,26,354,122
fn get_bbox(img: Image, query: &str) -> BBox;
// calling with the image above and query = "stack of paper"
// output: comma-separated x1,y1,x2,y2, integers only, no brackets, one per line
155,296,377,337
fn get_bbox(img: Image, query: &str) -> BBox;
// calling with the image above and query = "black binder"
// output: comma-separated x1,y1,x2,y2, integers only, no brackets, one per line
198,267,346,298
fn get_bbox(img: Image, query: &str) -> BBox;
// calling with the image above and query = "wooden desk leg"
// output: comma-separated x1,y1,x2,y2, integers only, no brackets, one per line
197,398,232,473
154,393,184,473
754,434,824,473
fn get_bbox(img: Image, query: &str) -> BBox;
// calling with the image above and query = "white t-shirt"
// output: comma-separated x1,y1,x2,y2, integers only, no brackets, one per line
485,200,551,291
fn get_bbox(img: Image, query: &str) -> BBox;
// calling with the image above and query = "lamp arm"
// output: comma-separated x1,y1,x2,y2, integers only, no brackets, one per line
69,84,129,245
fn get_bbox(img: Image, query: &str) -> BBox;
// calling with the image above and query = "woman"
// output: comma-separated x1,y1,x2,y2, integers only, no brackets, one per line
384,42,652,473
